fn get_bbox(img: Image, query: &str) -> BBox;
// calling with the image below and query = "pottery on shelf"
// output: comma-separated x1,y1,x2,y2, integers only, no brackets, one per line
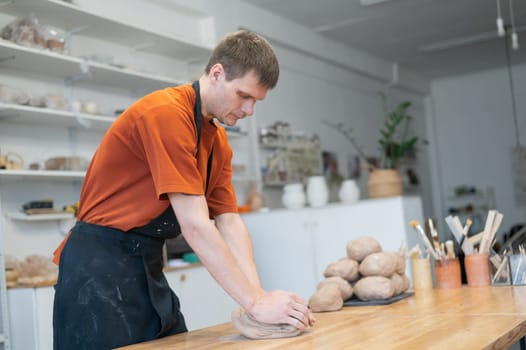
282,183,306,209
338,179,360,204
367,169,403,198
306,176,329,207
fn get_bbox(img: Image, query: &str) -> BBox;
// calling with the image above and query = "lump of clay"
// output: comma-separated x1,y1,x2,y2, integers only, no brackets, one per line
353,276,394,301
323,258,359,282
346,236,382,262
395,253,406,274
231,308,302,339
309,284,343,312
317,276,353,300
390,273,410,295
359,252,399,277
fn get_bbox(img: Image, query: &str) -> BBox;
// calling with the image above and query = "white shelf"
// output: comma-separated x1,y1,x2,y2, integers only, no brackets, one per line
0,169,85,181
0,40,184,92
1,0,213,59
0,102,115,130
232,174,258,182
226,131,249,140
7,212,74,221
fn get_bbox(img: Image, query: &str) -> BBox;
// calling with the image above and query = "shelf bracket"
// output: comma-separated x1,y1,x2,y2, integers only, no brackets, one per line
64,59,93,85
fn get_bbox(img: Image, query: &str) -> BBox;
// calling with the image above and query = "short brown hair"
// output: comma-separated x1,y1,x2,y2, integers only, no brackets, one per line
205,30,279,89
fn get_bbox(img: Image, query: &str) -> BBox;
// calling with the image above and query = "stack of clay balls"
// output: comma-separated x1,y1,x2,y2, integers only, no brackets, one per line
309,236,409,312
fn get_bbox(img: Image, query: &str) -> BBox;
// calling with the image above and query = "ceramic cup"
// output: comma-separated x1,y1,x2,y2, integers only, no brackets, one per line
434,258,462,289
465,254,490,287
411,257,434,290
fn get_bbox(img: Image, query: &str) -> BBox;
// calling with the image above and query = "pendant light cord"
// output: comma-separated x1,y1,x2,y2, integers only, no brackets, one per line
504,30,521,148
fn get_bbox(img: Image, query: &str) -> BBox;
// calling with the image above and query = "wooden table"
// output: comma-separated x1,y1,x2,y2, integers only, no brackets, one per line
119,286,526,350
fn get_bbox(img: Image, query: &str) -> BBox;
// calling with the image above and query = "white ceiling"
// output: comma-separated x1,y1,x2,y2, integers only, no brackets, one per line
241,0,526,79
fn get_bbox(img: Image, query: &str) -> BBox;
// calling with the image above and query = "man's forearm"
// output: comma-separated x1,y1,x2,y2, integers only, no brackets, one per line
169,193,262,310
215,213,262,289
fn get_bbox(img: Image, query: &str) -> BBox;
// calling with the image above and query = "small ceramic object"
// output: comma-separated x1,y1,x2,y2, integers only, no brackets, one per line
338,179,360,204
282,183,306,209
306,176,328,208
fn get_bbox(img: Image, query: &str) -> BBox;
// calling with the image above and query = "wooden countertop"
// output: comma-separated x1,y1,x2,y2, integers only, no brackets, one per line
118,286,526,350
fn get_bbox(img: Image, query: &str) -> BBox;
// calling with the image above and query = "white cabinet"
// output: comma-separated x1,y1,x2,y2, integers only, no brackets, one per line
164,266,238,331
242,196,424,300
7,287,53,350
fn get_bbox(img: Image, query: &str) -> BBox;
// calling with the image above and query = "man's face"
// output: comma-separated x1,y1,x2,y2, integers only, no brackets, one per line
209,66,268,126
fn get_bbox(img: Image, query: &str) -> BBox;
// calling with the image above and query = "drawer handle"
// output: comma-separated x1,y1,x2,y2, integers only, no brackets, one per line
179,273,186,282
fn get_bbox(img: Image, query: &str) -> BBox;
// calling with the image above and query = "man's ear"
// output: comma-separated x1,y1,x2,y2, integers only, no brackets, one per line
209,63,224,82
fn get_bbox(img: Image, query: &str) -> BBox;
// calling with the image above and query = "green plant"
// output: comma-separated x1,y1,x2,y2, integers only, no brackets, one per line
323,95,424,170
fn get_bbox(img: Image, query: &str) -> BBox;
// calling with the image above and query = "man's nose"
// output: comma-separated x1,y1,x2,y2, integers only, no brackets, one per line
241,100,255,116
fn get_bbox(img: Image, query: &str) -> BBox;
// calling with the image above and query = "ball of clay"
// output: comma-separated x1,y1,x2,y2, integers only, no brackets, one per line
359,252,399,277
318,276,353,300
309,284,343,312
396,253,406,274
231,308,302,339
390,273,410,296
353,276,394,301
324,258,360,282
346,236,382,262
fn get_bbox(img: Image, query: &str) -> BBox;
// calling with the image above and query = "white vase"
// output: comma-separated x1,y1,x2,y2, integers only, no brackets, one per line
306,176,329,207
338,179,360,204
282,183,306,209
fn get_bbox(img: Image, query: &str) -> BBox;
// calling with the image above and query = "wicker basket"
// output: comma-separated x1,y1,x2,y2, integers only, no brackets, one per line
367,169,403,198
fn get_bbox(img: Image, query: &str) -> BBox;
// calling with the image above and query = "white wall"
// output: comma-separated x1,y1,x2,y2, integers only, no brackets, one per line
429,62,526,240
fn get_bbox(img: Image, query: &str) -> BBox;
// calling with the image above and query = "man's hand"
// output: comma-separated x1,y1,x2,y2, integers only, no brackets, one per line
247,290,316,330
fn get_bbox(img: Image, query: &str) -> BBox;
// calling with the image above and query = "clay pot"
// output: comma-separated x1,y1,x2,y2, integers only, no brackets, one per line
367,169,403,198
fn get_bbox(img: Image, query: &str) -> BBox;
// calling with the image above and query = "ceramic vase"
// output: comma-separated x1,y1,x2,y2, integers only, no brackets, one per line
338,179,360,204
282,183,306,209
306,176,329,207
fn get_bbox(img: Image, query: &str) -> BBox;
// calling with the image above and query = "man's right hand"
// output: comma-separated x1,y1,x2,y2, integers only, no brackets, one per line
247,290,316,330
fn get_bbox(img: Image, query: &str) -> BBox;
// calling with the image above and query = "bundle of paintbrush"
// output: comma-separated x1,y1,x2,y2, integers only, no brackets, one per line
409,219,456,261
444,209,503,255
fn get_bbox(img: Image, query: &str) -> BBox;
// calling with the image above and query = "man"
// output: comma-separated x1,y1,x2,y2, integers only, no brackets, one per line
52,30,315,349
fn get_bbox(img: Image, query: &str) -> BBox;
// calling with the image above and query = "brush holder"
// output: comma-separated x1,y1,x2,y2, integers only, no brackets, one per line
434,258,461,289
465,254,490,287
411,257,433,291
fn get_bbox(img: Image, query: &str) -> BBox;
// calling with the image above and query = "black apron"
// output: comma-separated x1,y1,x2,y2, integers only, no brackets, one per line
53,81,212,350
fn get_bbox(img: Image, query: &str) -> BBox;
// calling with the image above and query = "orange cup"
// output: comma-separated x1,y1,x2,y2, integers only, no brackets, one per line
465,254,490,287
434,258,462,289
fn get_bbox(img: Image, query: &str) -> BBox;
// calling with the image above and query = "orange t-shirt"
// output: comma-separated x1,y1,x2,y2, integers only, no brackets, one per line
53,84,238,263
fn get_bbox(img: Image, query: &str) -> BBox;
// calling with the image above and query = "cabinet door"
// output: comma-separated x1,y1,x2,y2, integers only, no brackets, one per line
7,288,38,350
7,287,55,350
243,210,318,300
165,267,238,331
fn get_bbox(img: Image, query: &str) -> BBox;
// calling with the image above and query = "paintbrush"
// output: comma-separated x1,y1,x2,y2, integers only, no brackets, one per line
428,218,441,253
460,218,473,254
410,220,440,260
445,240,455,259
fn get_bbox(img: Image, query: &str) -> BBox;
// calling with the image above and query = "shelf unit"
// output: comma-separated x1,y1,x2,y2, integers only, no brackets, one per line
0,40,184,92
0,0,213,59
0,169,85,182
7,212,74,221
0,102,114,130
0,2,214,347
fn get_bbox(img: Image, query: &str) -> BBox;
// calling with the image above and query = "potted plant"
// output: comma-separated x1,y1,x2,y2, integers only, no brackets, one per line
323,94,424,198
